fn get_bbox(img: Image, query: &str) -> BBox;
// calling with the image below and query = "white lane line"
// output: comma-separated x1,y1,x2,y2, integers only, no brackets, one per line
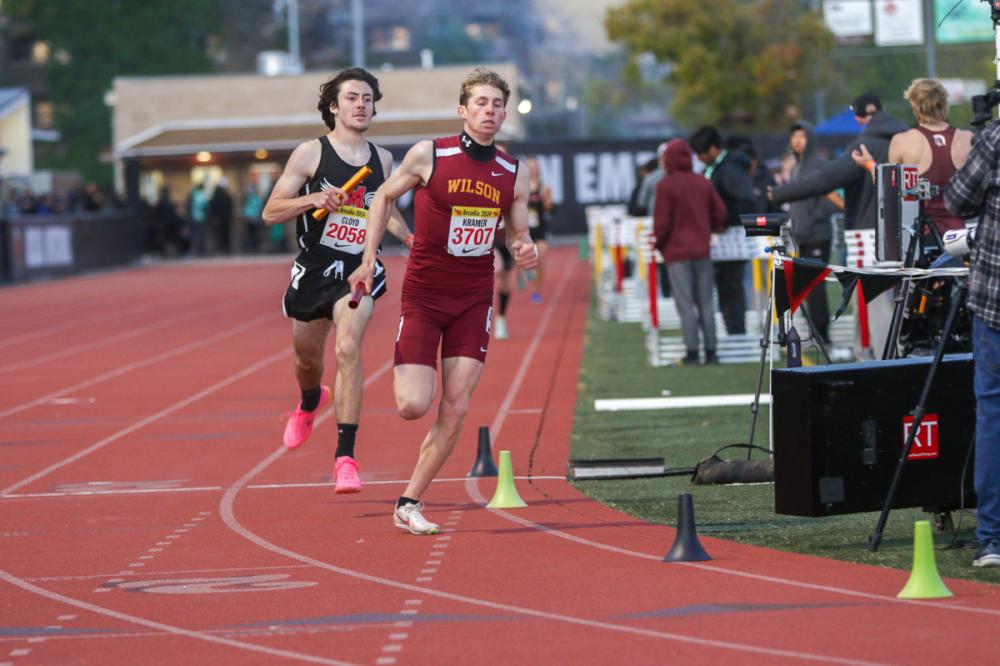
0,347,289,496
0,312,276,421
594,394,771,411
0,296,257,374
218,263,883,666
1,477,566,501
0,569,357,665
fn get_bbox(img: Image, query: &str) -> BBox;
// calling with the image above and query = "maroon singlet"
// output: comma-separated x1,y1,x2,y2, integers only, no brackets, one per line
405,135,518,297
914,125,965,233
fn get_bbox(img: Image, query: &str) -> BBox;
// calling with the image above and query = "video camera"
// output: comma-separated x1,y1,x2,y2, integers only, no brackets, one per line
971,0,1000,128
740,212,789,238
876,164,942,264
942,225,977,258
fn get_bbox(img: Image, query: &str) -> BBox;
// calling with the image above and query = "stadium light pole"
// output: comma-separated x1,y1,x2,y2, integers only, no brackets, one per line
351,0,365,68
924,0,937,77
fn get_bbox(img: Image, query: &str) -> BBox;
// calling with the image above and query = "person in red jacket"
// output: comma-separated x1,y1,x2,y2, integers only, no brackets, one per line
653,138,728,365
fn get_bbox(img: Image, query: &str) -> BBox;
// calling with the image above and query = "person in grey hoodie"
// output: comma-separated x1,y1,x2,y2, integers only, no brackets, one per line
785,122,840,342
770,94,908,358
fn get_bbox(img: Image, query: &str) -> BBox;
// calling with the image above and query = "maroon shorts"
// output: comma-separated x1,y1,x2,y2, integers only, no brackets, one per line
394,288,493,368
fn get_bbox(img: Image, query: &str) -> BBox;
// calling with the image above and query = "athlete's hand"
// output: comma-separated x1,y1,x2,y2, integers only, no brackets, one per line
347,262,374,296
312,187,347,213
511,238,539,270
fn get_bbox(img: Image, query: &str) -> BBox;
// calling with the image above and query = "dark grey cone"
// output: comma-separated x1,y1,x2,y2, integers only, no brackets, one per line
468,426,498,477
663,492,712,562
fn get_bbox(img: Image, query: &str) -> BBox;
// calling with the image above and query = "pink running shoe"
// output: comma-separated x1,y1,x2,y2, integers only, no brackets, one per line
334,456,362,494
283,385,331,449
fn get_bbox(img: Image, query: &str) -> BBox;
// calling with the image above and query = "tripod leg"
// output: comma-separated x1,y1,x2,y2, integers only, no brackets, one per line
746,288,774,460
869,280,964,552
799,304,831,364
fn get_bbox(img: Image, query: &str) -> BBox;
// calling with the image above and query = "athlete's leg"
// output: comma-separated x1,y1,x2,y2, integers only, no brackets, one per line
284,317,334,449
331,294,374,423
394,363,437,420
400,356,484,500
291,318,333,392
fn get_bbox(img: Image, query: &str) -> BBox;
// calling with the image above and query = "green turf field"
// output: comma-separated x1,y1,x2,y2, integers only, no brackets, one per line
570,306,1000,585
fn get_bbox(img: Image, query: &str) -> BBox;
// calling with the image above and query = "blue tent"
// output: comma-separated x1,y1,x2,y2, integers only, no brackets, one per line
814,108,863,136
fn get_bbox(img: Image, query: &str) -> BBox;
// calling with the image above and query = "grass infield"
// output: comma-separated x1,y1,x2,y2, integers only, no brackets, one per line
570,304,1000,585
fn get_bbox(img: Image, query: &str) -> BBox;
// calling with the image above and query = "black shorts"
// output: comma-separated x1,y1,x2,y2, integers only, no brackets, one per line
528,223,549,243
494,244,514,271
282,252,387,321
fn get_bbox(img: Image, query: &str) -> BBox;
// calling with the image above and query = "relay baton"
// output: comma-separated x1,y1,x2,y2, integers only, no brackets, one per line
347,282,367,309
311,165,372,221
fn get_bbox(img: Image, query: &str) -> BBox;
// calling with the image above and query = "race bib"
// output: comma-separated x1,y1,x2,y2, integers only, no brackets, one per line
319,205,367,254
527,208,540,229
448,206,499,257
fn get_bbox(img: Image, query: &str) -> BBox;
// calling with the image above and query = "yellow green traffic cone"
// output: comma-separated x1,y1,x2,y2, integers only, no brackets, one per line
486,450,527,509
897,520,953,599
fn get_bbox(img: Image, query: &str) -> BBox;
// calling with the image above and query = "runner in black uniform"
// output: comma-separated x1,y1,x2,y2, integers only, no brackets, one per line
525,156,553,303
263,68,412,494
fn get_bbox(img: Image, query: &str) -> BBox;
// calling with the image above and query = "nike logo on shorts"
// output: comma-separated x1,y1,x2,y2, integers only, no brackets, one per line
480,347,488,353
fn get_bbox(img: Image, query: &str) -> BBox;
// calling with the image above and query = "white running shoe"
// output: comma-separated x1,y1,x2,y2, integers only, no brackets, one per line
495,316,508,340
393,502,440,535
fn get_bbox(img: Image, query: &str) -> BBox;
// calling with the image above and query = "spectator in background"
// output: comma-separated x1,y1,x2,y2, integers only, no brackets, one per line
634,142,668,217
154,186,185,256
187,183,210,256
689,125,756,336
727,136,776,215
770,93,907,359
211,177,234,254
653,139,727,365
785,122,840,343
243,185,264,253
628,157,659,217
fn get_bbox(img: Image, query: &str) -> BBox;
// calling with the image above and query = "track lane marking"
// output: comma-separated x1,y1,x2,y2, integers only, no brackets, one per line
219,254,883,665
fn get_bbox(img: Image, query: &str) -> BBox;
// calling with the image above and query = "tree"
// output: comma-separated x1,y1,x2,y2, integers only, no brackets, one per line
605,0,835,129
7,0,219,185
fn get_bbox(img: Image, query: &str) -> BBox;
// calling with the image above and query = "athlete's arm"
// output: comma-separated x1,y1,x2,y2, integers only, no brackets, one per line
506,165,539,270
262,140,347,225
348,141,432,292
377,145,414,247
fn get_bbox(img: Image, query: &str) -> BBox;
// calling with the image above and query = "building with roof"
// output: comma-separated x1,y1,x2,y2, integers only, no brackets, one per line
0,88,33,177
110,63,522,214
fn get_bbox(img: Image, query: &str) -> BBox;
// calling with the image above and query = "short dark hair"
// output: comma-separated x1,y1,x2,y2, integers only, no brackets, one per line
317,68,382,130
689,126,722,154
789,122,807,134
850,92,882,118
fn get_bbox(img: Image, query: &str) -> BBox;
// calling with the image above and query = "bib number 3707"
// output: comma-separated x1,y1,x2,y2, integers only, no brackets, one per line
448,206,499,257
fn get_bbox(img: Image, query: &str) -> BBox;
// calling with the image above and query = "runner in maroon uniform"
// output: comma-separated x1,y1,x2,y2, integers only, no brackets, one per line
349,68,537,534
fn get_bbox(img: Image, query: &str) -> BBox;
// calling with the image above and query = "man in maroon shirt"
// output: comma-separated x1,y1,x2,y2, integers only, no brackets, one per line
349,68,538,534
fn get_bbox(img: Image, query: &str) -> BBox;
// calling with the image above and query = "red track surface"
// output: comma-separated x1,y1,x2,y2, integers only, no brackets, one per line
2,246,999,665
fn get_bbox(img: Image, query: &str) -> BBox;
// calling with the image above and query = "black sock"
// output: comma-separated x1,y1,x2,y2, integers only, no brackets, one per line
335,424,358,459
397,495,419,508
499,291,510,315
300,386,322,412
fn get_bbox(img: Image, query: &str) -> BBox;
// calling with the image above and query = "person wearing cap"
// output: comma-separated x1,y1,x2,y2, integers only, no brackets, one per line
769,93,907,359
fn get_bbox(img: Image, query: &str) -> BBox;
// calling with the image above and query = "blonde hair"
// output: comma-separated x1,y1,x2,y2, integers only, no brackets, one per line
904,78,949,123
459,68,511,107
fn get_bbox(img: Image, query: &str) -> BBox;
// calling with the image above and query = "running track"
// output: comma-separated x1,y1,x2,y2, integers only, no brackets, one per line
1,247,998,665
